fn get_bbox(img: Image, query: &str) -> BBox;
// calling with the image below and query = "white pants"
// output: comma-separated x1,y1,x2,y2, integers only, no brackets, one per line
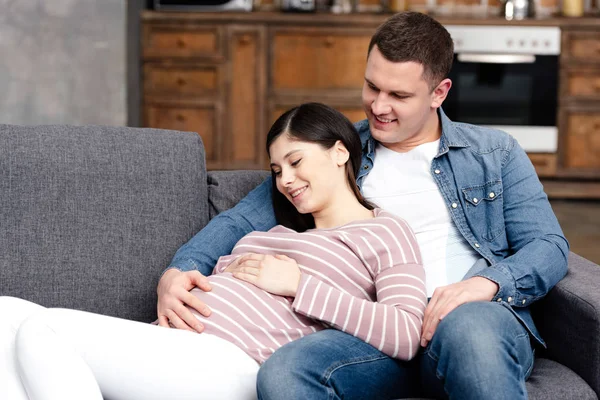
0,296,259,400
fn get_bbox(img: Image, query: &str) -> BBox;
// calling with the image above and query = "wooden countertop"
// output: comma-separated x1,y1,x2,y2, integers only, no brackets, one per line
142,10,600,28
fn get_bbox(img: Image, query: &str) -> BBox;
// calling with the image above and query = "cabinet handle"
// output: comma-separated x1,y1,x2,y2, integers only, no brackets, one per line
176,77,186,86
176,38,186,48
176,114,186,122
324,37,335,47
239,35,251,45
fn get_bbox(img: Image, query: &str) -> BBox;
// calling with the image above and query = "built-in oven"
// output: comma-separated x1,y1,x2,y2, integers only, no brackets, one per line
443,26,561,153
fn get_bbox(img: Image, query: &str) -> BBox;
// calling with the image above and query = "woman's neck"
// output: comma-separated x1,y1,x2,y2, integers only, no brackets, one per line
312,191,374,229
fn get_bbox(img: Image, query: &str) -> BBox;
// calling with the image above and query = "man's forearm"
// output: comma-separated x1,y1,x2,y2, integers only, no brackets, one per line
165,178,277,276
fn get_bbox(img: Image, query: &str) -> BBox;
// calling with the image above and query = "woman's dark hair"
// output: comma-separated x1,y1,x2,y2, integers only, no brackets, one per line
266,102,374,232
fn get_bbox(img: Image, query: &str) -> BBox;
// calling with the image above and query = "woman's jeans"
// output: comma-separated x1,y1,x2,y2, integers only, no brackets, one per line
257,301,535,400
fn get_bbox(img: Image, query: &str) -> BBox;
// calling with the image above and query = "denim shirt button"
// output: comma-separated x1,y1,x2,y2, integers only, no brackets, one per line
474,242,480,248
507,296,513,303
489,192,495,198
434,169,441,174
451,202,458,209
473,198,478,203
522,299,526,305
363,165,369,170
497,298,503,302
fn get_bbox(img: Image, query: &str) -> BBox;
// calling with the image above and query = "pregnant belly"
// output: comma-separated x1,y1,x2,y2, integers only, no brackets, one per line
188,273,321,362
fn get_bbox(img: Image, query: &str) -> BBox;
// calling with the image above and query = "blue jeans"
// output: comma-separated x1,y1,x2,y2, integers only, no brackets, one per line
257,302,535,400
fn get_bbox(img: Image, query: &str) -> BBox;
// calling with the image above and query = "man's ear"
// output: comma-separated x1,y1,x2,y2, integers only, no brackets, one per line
332,140,350,166
431,78,452,109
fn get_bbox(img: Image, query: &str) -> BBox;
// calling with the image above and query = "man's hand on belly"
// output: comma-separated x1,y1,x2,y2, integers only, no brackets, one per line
157,269,213,333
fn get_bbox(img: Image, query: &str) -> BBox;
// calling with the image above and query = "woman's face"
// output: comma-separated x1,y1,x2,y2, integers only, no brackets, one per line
269,134,346,215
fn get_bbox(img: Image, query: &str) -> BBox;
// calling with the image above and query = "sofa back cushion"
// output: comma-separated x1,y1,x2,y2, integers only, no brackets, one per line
0,124,209,322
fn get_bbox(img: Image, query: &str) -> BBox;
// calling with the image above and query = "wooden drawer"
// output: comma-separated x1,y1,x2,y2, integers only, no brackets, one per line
563,112,600,170
563,68,600,100
144,105,219,162
528,153,557,177
143,25,222,59
271,29,371,91
143,65,219,97
562,32,600,63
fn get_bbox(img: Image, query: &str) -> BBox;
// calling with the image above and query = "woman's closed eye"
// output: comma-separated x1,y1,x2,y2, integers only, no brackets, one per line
290,158,302,167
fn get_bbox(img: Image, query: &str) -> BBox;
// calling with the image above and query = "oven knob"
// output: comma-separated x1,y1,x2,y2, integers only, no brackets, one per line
454,38,463,47
532,40,538,47
519,39,526,47
544,40,551,47
507,39,514,47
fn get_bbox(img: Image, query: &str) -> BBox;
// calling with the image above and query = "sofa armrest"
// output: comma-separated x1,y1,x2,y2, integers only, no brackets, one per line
533,252,600,396
207,170,270,219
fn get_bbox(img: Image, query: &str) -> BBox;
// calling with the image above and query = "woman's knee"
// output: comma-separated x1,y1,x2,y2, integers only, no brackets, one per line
0,296,45,332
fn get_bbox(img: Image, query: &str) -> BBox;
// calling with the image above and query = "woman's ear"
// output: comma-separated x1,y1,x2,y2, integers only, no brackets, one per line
332,140,350,166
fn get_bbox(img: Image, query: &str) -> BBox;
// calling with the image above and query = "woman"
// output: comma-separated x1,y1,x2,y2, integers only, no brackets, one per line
0,103,425,400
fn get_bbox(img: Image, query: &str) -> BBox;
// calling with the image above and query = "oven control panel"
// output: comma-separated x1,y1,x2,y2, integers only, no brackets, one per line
445,26,561,55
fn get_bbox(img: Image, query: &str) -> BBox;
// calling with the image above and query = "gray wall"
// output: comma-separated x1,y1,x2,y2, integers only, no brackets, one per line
0,0,126,126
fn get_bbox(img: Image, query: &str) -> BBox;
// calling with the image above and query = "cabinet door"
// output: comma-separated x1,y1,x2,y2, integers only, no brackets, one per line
271,27,372,93
144,103,222,167
562,31,600,64
143,24,224,60
561,68,600,101
224,26,267,169
560,109,600,176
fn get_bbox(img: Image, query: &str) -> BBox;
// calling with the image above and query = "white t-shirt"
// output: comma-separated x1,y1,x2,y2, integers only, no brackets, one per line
362,140,481,297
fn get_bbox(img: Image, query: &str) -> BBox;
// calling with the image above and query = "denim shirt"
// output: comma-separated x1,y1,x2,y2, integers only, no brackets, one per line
168,108,569,346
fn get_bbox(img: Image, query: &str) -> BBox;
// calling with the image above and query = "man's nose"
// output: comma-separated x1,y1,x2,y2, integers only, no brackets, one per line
371,92,392,115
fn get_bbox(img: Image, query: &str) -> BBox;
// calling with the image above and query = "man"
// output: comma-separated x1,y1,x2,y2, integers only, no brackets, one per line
157,12,568,399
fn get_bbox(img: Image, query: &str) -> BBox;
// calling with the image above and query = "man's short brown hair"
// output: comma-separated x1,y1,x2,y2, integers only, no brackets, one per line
368,12,454,90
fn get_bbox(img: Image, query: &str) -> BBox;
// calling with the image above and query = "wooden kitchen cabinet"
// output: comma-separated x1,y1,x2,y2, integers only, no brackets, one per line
559,28,600,187
141,12,600,197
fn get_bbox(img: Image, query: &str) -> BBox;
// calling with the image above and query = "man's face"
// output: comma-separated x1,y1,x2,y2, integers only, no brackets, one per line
362,46,447,152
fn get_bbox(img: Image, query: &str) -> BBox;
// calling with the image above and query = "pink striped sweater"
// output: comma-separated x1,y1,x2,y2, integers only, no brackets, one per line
189,208,426,364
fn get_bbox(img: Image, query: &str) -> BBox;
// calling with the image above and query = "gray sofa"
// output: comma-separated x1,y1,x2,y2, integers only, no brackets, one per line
1,124,598,399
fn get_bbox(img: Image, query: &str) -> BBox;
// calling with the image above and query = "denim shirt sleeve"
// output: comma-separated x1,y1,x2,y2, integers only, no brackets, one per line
164,177,277,277
474,138,569,307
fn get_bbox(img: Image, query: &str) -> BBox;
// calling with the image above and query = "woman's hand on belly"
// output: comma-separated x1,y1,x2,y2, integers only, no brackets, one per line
229,253,301,298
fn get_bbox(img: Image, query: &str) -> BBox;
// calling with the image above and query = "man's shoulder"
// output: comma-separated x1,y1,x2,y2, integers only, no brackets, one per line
353,119,372,149
447,120,515,153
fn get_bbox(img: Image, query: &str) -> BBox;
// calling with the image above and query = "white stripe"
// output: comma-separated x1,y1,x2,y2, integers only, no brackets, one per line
302,232,372,281
294,275,310,313
331,291,343,325
319,286,333,320
307,281,323,316
210,309,268,349
378,306,388,351
377,273,425,287
200,318,251,350
347,221,407,264
362,227,393,271
208,281,283,346
342,297,355,331
223,276,299,330
353,300,366,337
262,289,318,333
360,235,381,275
378,294,427,308
378,283,427,297
379,216,419,263
299,264,354,296
235,244,371,299
365,304,376,344
248,233,373,284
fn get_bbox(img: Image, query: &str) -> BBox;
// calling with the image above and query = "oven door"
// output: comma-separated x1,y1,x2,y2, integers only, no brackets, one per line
443,53,559,152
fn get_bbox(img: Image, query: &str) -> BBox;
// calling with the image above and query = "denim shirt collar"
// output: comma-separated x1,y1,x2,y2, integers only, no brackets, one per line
357,107,470,162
